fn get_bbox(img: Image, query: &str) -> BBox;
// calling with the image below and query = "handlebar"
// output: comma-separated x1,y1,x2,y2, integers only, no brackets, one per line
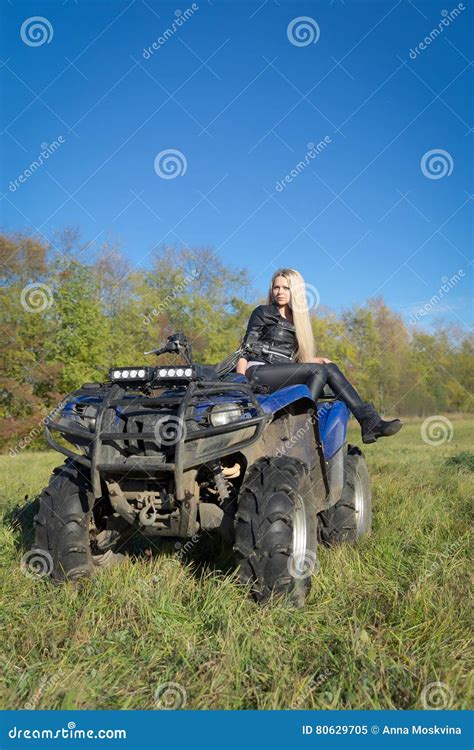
144,332,193,364
242,330,294,362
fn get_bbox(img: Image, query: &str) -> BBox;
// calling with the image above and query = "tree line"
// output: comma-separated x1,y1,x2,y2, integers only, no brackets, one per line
1,230,472,451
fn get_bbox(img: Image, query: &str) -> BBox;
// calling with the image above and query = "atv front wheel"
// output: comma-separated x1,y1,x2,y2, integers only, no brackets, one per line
318,444,372,546
33,460,96,581
234,456,318,607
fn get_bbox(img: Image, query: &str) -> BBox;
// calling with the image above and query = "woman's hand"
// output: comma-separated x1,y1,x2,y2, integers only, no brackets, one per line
311,357,333,364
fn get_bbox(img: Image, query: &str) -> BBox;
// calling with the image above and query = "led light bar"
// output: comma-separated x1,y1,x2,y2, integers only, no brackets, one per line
156,366,194,379
109,366,150,381
109,365,194,382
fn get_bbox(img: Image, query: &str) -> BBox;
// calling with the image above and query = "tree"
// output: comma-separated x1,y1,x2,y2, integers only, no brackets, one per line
47,257,112,391
136,245,253,362
0,232,62,447
368,297,410,413
341,305,382,405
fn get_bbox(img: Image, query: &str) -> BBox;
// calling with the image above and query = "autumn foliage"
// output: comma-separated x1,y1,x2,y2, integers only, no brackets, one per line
1,231,472,451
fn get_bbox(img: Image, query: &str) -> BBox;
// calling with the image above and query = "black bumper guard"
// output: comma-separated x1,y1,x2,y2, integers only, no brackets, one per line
44,380,270,499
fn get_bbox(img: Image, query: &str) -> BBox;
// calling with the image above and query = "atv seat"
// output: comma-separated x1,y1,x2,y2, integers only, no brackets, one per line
245,373,336,400
256,382,337,400
197,366,337,400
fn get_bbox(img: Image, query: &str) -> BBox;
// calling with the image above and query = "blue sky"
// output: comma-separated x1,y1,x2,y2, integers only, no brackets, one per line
1,0,472,331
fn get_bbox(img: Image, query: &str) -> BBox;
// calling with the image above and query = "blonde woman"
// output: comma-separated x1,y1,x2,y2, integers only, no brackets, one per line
236,268,402,444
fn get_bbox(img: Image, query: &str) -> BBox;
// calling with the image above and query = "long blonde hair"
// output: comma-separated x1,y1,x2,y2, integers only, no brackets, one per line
266,268,315,362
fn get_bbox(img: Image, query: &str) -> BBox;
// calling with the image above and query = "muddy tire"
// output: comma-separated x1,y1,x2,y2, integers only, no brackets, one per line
318,445,372,545
234,456,318,608
32,460,95,581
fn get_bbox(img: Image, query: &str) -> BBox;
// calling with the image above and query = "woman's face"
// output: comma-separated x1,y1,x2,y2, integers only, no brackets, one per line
272,275,291,307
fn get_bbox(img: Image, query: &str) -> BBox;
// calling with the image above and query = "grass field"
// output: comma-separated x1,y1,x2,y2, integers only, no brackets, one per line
1,417,472,711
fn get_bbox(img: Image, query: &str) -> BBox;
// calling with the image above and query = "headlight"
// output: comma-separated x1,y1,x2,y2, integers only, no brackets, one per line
60,401,98,432
209,402,243,427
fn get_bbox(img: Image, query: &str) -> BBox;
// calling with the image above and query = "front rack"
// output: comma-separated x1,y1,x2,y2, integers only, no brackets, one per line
45,379,270,499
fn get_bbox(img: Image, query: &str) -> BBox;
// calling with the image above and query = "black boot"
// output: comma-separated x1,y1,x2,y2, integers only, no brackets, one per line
351,402,403,444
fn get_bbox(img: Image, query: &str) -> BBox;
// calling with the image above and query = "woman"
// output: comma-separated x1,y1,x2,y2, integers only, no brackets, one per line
236,268,402,444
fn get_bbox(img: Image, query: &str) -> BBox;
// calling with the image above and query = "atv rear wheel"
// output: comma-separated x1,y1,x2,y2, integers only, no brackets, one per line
318,444,371,545
33,460,101,581
234,456,318,608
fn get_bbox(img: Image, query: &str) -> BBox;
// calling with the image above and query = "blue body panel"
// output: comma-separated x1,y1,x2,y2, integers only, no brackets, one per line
257,384,312,414
317,400,350,459
255,384,349,460
66,377,349,460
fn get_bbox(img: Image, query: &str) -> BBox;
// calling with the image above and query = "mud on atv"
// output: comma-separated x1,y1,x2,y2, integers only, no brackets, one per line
32,333,371,607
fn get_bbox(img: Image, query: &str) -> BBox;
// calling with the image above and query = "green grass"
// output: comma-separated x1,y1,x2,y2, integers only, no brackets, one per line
1,418,473,710
446,451,474,472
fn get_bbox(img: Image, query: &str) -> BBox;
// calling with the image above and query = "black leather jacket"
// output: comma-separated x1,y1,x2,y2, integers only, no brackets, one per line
241,303,298,364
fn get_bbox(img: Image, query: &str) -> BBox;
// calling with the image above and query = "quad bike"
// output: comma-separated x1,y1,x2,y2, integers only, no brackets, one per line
32,332,371,607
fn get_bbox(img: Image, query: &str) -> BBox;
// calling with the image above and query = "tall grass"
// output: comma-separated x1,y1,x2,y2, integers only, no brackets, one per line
0,419,472,710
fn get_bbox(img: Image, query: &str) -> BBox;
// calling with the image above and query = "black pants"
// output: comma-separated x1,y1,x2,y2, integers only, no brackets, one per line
245,362,364,413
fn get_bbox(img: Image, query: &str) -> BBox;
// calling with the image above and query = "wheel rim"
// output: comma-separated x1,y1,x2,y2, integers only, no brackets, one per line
292,493,308,570
353,471,365,533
